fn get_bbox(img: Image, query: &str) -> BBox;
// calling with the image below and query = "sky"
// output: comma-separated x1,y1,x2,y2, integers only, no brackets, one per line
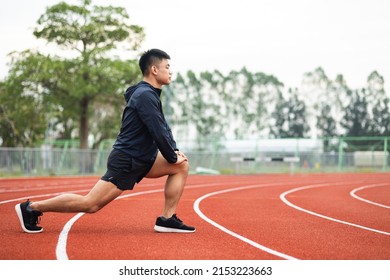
1,0,389,93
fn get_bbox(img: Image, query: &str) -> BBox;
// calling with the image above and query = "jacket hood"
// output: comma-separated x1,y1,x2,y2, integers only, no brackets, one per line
124,84,139,103
124,81,162,102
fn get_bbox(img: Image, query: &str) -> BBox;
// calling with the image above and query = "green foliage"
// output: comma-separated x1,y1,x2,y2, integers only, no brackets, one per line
270,88,309,138
0,0,144,148
372,97,390,136
316,103,337,138
170,68,284,148
341,89,372,137
1,1,389,149
0,78,47,147
33,0,144,55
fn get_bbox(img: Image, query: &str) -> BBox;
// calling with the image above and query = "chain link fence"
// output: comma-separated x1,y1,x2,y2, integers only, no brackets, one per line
1,143,389,177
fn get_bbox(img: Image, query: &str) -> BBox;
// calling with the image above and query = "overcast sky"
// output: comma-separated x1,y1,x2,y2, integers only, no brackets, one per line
1,0,389,93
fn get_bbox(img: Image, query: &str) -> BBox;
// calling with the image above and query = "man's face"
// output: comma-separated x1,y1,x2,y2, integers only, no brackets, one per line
154,59,172,86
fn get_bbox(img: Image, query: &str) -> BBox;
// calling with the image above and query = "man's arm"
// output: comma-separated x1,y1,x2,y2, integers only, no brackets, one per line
136,91,178,163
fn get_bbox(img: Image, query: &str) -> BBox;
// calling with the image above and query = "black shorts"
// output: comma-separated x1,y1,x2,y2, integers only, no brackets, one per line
101,149,155,190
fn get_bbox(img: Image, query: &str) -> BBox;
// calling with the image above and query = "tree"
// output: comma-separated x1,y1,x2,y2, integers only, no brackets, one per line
316,103,337,137
0,75,47,147
270,91,289,138
366,71,386,103
316,102,337,151
225,68,283,139
301,67,351,137
170,68,284,148
372,97,390,136
171,71,226,150
366,71,390,136
270,88,309,138
341,89,371,137
32,0,144,148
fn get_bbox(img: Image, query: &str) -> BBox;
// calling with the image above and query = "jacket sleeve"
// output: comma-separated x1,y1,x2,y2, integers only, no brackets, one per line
136,91,178,163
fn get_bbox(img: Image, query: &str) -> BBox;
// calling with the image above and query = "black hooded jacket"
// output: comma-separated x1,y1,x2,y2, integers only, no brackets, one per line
112,81,178,164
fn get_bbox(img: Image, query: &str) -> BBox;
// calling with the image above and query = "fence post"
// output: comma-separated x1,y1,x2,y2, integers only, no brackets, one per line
338,137,344,171
384,137,388,171
56,141,69,174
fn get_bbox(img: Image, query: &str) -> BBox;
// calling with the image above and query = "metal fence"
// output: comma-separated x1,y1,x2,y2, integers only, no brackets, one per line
1,146,389,177
0,147,108,177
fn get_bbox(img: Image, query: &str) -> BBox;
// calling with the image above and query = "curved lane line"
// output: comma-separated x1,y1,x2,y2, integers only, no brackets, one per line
56,213,85,260
280,183,390,236
0,183,93,193
350,183,390,209
55,181,261,260
56,188,165,260
193,184,299,260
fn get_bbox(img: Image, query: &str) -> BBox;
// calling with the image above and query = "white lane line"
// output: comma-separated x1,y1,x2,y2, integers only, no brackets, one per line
56,213,85,260
193,183,299,260
0,183,93,193
55,181,262,260
280,183,390,236
56,189,165,260
350,183,390,209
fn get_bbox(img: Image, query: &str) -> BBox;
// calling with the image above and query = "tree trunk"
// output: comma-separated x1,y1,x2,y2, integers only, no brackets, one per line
79,96,89,149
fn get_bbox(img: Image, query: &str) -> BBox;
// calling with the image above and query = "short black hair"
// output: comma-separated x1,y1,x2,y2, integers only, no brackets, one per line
139,49,171,76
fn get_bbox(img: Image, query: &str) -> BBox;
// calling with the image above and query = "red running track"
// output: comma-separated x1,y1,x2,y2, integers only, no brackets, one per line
1,173,389,260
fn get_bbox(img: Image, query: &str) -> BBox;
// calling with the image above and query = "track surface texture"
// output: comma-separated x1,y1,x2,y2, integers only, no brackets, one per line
1,173,389,260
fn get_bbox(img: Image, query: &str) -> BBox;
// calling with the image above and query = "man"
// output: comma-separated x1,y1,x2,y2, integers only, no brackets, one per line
15,49,195,234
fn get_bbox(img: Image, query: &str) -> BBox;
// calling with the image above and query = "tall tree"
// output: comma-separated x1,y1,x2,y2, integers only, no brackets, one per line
0,78,47,147
170,68,283,146
316,102,337,151
341,89,371,137
366,71,386,103
372,97,390,136
172,71,226,150
270,88,309,138
366,71,389,136
226,68,283,139
32,0,144,148
270,91,289,138
316,103,337,137
301,67,351,137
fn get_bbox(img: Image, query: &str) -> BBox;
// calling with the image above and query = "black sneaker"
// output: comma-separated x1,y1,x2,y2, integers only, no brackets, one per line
154,214,195,233
15,200,43,233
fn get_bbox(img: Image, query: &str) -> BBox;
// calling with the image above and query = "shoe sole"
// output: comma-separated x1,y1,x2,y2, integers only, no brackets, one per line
15,203,43,234
154,225,196,233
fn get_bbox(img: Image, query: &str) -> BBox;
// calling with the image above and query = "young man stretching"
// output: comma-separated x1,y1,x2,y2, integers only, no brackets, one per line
15,49,195,234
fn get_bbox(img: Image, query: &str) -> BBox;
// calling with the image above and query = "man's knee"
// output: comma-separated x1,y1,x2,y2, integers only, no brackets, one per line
83,201,102,213
82,197,104,213
170,159,189,176
178,160,190,174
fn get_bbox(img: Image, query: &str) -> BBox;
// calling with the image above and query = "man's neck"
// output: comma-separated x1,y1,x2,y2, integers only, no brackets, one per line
143,77,162,89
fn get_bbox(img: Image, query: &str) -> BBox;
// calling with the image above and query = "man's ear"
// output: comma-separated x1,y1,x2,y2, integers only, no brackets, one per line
151,65,158,75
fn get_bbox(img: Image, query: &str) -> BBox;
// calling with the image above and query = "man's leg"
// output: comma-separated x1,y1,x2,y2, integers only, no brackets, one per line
146,152,189,218
147,152,194,233
15,180,123,233
30,180,123,213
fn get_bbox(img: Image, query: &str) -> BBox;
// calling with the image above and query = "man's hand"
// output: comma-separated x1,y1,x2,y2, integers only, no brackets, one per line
174,151,188,164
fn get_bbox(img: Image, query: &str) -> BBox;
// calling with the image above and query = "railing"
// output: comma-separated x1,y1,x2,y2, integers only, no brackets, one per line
0,146,389,177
